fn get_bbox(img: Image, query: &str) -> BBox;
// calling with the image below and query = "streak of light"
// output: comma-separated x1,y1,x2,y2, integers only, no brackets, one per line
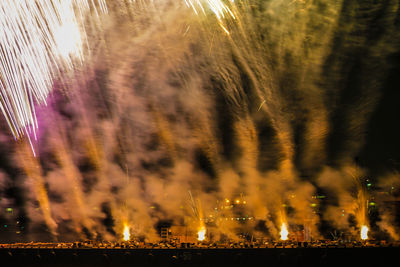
123,223,130,241
0,0,107,143
361,225,368,240
185,0,236,33
280,222,289,241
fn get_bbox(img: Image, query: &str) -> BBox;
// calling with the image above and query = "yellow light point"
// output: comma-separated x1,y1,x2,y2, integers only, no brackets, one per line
197,226,206,241
361,225,368,240
235,199,240,204
123,224,130,241
280,222,289,241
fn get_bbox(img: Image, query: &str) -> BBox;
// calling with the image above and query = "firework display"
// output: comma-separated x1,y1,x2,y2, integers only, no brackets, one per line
0,0,399,256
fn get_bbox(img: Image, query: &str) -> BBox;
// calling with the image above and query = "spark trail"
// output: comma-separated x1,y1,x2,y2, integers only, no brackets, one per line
0,0,107,141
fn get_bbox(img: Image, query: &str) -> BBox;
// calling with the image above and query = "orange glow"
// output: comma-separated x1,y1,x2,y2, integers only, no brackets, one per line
361,225,368,240
280,222,289,240
123,224,130,241
197,226,206,241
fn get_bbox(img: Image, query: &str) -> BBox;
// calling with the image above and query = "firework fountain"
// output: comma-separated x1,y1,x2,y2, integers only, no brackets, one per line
0,0,107,147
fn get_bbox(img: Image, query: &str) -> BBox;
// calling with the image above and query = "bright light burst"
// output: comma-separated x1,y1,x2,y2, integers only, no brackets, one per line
123,223,130,241
197,225,206,241
185,0,236,34
361,225,369,240
280,222,289,241
0,0,107,141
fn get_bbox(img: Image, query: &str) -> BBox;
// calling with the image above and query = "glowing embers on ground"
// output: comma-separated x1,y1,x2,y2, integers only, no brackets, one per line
280,222,289,241
197,225,206,241
361,225,369,240
123,224,130,241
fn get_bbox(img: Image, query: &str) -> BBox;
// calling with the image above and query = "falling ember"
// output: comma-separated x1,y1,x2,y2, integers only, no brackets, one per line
123,224,130,241
280,223,289,241
361,225,369,240
197,226,206,241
